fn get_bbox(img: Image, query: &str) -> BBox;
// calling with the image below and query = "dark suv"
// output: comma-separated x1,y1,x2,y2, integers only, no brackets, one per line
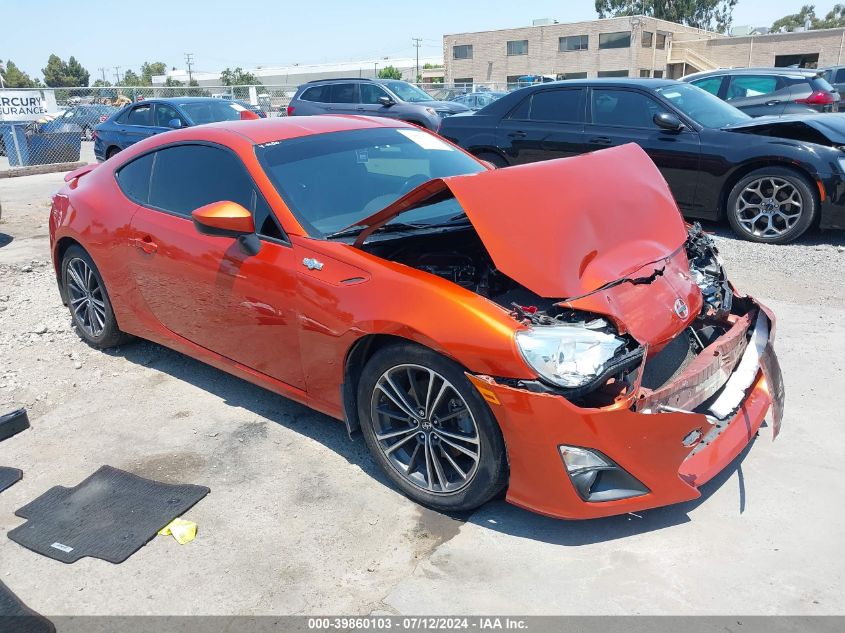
682,67,839,117
286,78,469,130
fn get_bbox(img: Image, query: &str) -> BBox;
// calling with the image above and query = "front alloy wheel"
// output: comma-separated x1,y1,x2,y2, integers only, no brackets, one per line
357,343,508,512
727,167,816,244
371,364,480,494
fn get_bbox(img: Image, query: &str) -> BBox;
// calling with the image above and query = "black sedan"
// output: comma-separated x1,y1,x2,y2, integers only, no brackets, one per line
438,79,845,244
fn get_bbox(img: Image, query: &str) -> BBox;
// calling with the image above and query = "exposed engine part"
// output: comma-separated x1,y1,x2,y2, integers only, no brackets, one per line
686,223,732,317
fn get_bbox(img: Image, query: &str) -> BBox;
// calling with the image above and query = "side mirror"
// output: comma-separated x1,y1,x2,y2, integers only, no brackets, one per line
654,112,684,132
192,201,261,255
167,118,183,129
378,96,395,107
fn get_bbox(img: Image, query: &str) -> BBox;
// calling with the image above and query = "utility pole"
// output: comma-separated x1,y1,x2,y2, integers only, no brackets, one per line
98,67,107,83
185,53,194,83
412,37,422,83
113,66,122,84
374,62,378,78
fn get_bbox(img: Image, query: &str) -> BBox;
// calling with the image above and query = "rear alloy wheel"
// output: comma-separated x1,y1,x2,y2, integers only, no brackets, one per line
726,167,816,244
106,146,120,160
61,245,131,349
357,343,507,512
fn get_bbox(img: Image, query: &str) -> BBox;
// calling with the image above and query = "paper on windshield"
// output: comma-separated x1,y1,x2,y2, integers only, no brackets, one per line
397,129,453,151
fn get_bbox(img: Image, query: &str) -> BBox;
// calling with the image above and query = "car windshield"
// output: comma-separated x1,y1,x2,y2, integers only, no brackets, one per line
657,83,751,128
256,127,484,237
383,81,435,103
176,101,243,124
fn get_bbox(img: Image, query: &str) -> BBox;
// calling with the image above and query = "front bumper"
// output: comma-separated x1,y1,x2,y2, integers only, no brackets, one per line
468,300,784,520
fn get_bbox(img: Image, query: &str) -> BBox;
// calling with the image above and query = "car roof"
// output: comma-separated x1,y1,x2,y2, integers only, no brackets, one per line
684,67,821,80
123,97,230,105
516,78,679,89
198,115,412,144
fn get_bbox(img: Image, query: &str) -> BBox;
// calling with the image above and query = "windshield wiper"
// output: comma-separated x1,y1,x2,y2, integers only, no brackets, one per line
325,222,428,240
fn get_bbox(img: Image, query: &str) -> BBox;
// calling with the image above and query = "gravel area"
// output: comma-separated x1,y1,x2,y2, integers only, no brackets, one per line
0,173,844,617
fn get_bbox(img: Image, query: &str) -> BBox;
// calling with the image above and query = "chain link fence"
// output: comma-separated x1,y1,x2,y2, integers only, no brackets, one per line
1,82,525,174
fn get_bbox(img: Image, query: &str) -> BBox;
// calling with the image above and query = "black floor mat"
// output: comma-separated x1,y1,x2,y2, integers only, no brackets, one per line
0,467,22,494
0,580,55,633
7,465,209,564
0,408,29,442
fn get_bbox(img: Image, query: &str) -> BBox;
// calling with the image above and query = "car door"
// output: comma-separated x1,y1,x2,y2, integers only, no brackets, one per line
124,143,304,389
326,83,360,115
117,103,158,148
585,87,701,212
495,88,587,164
724,74,788,117
689,75,727,99
358,83,401,120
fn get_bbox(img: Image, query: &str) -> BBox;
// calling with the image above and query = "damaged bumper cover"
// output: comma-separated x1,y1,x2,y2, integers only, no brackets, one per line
468,299,784,520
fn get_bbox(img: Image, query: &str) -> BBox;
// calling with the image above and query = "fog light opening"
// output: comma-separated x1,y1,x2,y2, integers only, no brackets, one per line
558,445,649,503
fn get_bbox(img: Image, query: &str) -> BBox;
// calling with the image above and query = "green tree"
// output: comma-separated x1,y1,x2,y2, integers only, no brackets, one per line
92,78,112,87
595,0,738,32
164,76,184,87
42,54,90,86
121,69,144,86
220,67,262,85
0,60,42,87
140,61,167,85
377,65,403,80
185,79,209,96
772,4,845,30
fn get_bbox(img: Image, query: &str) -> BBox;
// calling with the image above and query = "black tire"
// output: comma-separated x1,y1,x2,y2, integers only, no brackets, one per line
357,342,508,513
105,146,120,159
726,166,817,244
61,245,131,349
474,151,509,168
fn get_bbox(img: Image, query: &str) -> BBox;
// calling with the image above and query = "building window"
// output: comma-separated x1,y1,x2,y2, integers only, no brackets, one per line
599,32,631,49
656,33,667,49
597,70,630,77
653,69,664,78
556,72,588,80
507,40,529,56
453,78,473,86
453,45,473,60
639,69,651,78
642,31,653,47
560,35,589,51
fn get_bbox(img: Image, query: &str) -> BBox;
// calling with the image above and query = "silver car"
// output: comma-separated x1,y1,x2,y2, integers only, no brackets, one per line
287,78,470,130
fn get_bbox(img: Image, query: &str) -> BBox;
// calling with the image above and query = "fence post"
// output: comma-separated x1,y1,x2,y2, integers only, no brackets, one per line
9,124,24,167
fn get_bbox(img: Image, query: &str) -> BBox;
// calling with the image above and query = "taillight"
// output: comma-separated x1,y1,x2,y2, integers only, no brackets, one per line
239,110,260,120
796,90,836,106
286,105,295,116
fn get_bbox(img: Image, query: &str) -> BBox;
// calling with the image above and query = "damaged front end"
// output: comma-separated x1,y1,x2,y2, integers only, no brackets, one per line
465,225,784,518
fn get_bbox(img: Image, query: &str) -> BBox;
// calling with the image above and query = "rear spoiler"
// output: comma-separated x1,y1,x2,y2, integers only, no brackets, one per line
64,163,98,182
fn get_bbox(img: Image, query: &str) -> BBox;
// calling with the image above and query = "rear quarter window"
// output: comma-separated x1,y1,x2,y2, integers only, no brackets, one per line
300,85,329,102
115,153,154,204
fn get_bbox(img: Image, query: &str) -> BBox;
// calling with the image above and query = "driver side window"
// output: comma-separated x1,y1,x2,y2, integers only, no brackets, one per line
360,84,390,105
155,104,185,128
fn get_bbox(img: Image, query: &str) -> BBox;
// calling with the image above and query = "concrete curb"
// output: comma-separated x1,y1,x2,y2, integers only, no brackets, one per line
0,161,88,179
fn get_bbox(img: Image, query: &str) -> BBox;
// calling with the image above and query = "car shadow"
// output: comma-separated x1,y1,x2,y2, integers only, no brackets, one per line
106,338,761,546
105,340,396,492
698,220,845,247
0,233,13,248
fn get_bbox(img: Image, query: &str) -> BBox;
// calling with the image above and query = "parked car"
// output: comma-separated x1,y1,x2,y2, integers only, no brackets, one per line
286,78,470,130
49,116,783,519
428,87,472,101
821,65,845,93
93,97,260,161
682,67,839,117
39,105,117,141
450,91,508,110
439,78,845,244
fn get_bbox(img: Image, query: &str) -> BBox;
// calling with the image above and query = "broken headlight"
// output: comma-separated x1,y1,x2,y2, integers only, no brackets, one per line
515,318,627,388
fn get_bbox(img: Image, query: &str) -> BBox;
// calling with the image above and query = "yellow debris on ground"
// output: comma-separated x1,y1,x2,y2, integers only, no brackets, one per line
158,518,198,544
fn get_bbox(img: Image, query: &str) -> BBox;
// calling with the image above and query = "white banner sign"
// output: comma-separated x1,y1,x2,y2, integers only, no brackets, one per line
0,90,49,122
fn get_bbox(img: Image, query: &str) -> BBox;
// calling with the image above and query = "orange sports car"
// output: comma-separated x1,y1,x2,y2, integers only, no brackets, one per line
49,116,784,520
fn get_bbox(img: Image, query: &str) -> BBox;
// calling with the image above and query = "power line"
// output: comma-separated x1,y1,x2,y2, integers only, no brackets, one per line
98,67,107,83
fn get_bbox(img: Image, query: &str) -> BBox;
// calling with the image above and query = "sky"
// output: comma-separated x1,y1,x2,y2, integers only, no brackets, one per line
2,0,840,80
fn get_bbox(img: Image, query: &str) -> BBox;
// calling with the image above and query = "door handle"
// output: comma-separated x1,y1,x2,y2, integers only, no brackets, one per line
508,130,527,138
765,100,781,106
588,136,613,145
130,236,158,254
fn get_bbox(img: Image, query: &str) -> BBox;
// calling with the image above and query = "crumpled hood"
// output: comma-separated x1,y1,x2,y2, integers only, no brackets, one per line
354,143,689,299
